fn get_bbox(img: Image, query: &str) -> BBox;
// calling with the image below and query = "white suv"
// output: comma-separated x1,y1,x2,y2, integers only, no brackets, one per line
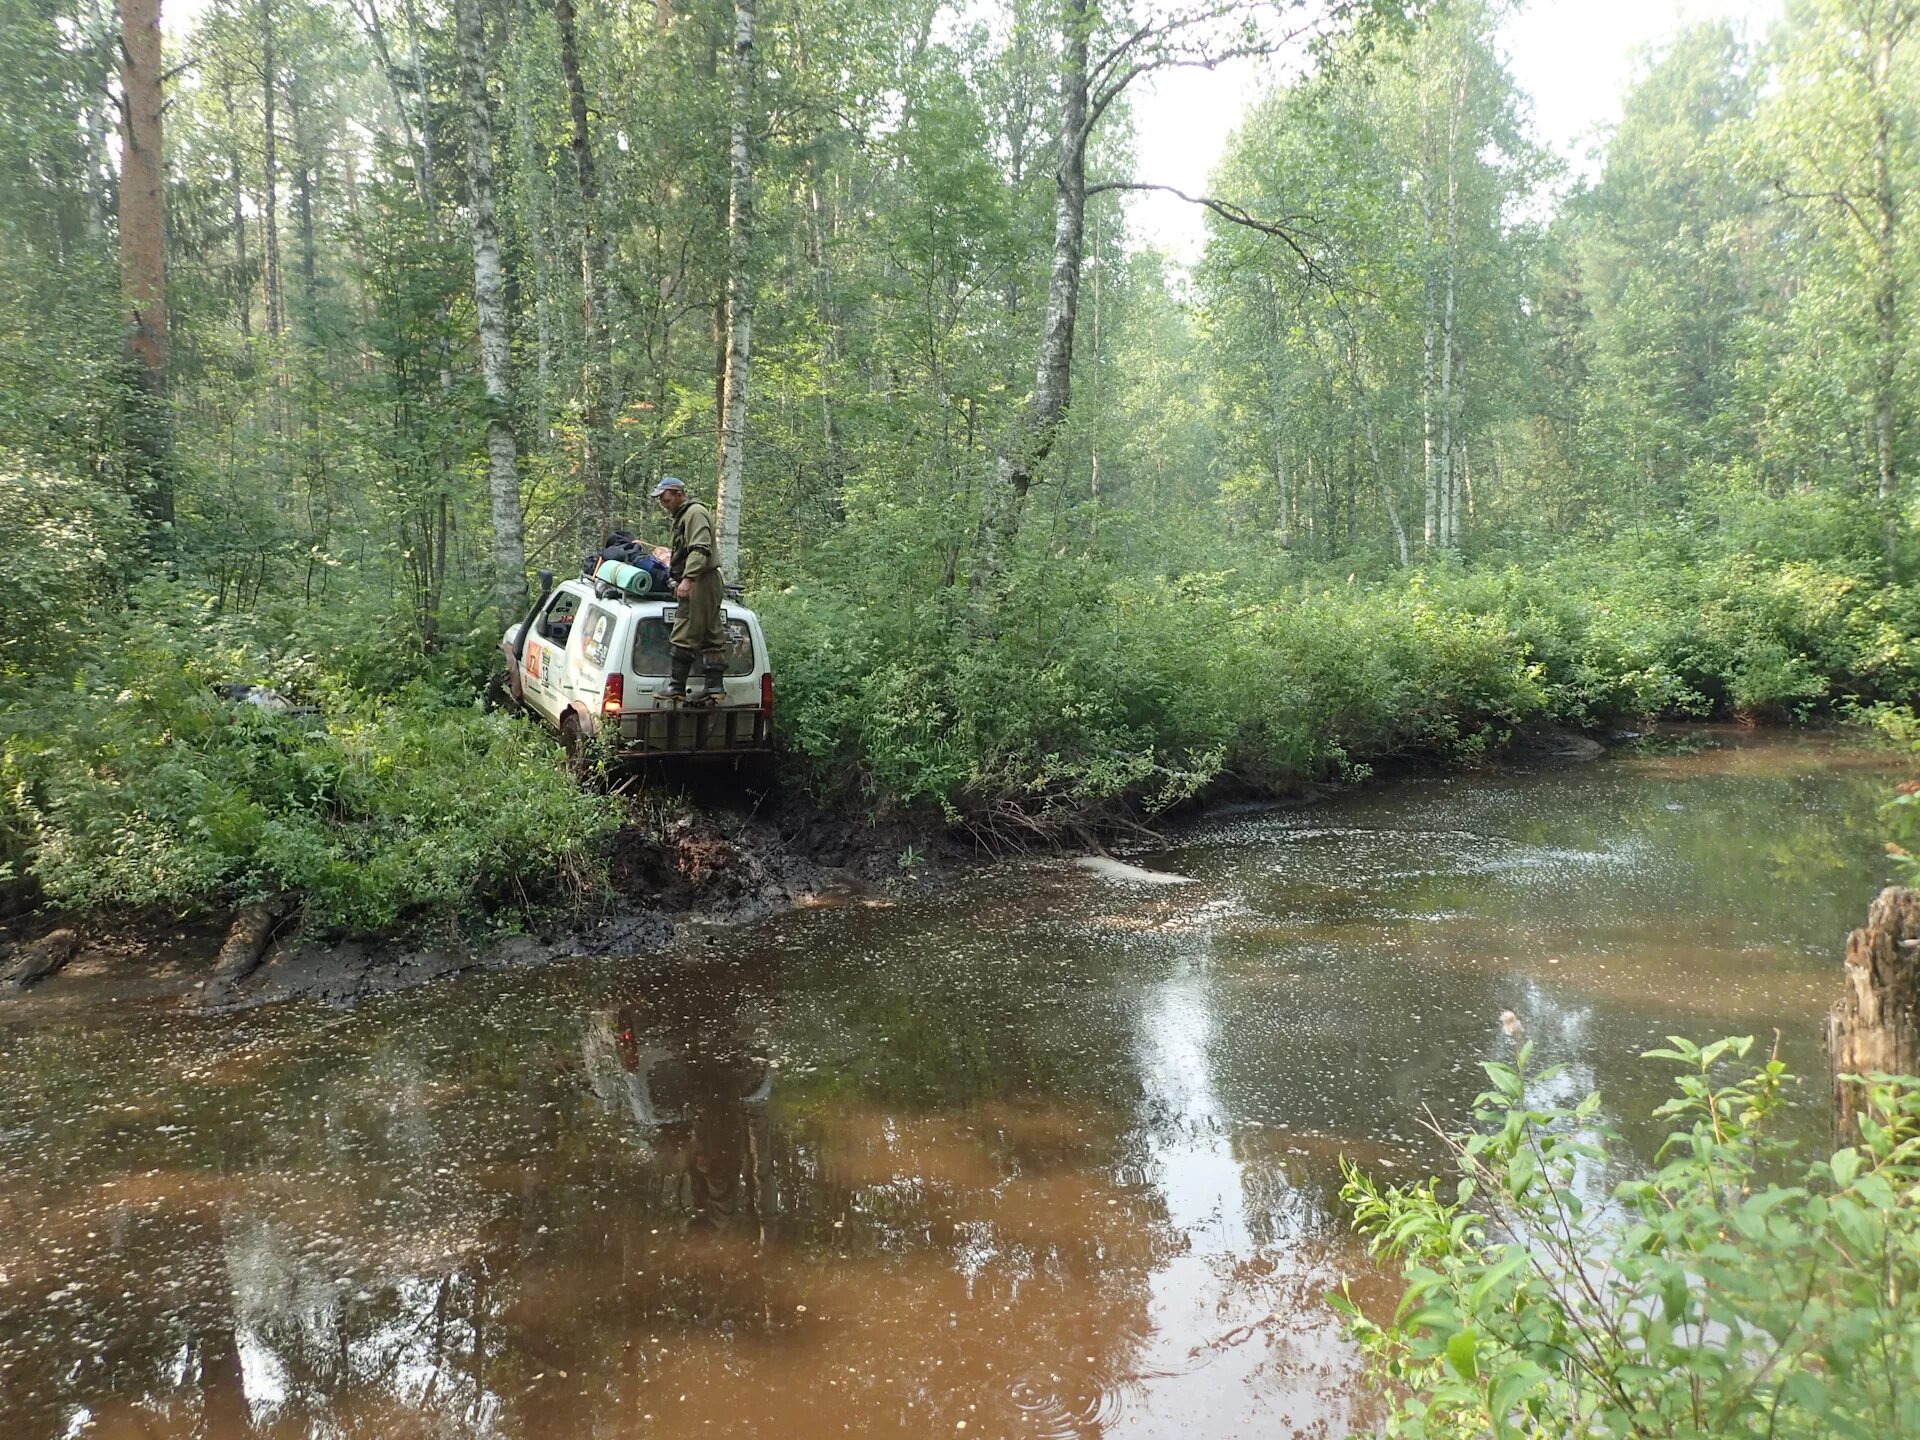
497,572,773,759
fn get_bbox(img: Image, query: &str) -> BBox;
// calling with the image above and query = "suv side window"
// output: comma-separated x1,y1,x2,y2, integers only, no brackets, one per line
579,605,617,669
540,591,580,643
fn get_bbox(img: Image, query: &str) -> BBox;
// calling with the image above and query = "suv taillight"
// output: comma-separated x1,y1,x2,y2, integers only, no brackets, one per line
760,672,773,716
601,673,624,716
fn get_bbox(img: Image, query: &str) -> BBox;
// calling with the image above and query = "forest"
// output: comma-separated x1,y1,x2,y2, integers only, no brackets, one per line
2,0,1918,932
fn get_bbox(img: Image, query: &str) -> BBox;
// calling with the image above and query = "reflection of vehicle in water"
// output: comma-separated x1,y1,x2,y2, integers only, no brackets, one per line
582,965,778,1234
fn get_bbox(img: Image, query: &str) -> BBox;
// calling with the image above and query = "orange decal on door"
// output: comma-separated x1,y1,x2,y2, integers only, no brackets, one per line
525,644,543,681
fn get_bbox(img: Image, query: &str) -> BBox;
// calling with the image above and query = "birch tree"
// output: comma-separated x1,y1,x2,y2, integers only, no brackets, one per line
970,0,1361,598
714,0,757,580
1755,0,1918,536
456,0,529,619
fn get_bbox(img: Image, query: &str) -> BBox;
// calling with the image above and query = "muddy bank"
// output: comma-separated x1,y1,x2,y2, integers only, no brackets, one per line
0,726,1643,1016
0,792,968,1015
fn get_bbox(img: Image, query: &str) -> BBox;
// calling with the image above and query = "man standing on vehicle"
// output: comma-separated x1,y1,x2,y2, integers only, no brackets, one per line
651,475,728,702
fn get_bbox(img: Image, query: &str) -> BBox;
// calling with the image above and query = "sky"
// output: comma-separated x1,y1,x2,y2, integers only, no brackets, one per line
1127,0,1785,259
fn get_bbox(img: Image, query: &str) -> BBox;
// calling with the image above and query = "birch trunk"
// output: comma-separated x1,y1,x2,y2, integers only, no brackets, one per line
456,0,529,620
1437,69,1461,549
1419,93,1436,550
714,0,757,580
553,0,613,542
1366,420,1409,566
974,0,1088,598
1870,23,1900,522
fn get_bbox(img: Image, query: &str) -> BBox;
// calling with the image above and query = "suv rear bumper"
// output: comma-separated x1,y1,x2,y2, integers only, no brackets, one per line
610,706,771,756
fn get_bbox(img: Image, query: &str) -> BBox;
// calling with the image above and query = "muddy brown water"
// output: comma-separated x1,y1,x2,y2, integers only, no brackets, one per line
0,731,1899,1438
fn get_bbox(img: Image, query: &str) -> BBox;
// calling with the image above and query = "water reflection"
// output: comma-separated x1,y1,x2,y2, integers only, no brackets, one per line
0,731,1897,1437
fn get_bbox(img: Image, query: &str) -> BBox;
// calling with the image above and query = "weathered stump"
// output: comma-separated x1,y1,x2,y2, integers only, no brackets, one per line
1828,886,1920,1142
3,927,79,989
198,900,285,1008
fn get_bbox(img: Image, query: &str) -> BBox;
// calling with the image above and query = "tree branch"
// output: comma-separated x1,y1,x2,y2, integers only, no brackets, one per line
1085,180,1332,282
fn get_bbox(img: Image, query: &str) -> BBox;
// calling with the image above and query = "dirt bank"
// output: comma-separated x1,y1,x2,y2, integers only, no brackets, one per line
0,790,969,1016
0,727,1628,1019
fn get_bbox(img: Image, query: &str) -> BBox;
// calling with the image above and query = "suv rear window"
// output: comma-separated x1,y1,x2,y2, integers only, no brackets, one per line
631,616,756,677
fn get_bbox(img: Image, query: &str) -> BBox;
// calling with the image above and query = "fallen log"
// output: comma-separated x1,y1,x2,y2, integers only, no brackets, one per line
1828,885,1920,1143
3,927,79,989
198,900,286,1006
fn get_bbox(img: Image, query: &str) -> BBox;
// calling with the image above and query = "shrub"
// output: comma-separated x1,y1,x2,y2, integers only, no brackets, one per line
2,615,616,932
1337,1037,1920,1439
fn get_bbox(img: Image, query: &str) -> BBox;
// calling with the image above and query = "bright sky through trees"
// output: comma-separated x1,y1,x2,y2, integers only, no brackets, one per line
1129,0,1785,258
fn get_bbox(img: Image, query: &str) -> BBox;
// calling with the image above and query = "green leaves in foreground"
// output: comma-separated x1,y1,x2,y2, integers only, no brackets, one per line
1335,1038,1920,1439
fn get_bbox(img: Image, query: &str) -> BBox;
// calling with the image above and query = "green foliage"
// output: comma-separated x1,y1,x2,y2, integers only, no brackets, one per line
1,609,616,931
761,508,1917,831
1337,1038,1920,1439
3,0,1917,926
0,456,140,684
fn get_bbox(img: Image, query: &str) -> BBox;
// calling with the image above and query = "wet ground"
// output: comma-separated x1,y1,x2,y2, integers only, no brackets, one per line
0,730,1899,1438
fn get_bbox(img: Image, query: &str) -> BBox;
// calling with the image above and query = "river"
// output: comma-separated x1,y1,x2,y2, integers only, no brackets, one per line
0,730,1898,1438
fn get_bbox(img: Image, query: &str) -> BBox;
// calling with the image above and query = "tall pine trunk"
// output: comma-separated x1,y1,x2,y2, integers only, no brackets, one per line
456,0,529,620
119,0,171,531
553,0,613,542
261,0,282,341
714,0,757,580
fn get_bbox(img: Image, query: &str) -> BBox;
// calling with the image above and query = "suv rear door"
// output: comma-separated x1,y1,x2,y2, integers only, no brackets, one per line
630,611,757,694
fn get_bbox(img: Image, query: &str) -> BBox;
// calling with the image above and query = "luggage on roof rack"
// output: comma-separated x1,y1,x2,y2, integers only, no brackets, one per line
594,557,671,598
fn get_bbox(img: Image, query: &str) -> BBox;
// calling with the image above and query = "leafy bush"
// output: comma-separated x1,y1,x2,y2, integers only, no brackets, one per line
760,526,1913,832
2,613,616,931
1337,1038,1920,1439
0,457,139,686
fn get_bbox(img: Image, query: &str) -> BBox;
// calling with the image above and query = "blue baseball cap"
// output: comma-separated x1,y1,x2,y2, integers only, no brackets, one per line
650,475,686,496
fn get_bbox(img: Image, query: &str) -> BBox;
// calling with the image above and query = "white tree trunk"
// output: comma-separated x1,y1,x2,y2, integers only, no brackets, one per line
1420,96,1436,551
456,0,528,619
714,0,757,580
974,0,1089,599
1366,420,1408,567
1438,69,1461,549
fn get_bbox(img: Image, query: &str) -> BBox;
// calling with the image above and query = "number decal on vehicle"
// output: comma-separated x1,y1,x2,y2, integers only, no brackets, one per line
525,644,543,682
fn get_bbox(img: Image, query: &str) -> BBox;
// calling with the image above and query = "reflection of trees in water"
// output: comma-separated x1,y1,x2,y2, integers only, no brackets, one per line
1,954,1176,1437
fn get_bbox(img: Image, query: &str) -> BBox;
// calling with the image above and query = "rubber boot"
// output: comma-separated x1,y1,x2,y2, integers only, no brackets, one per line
654,648,693,701
696,660,728,705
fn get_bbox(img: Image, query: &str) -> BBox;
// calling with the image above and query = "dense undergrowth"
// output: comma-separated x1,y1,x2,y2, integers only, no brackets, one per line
764,488,1920,829
3,482,1916,935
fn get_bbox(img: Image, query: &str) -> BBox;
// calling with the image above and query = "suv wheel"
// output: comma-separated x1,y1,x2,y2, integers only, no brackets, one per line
484,670,515,713
558,712,596,785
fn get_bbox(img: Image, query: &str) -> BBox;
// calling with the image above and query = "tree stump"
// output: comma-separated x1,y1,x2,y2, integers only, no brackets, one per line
1828,886,1920,1142
198,900,285,1008
3,927,79,989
